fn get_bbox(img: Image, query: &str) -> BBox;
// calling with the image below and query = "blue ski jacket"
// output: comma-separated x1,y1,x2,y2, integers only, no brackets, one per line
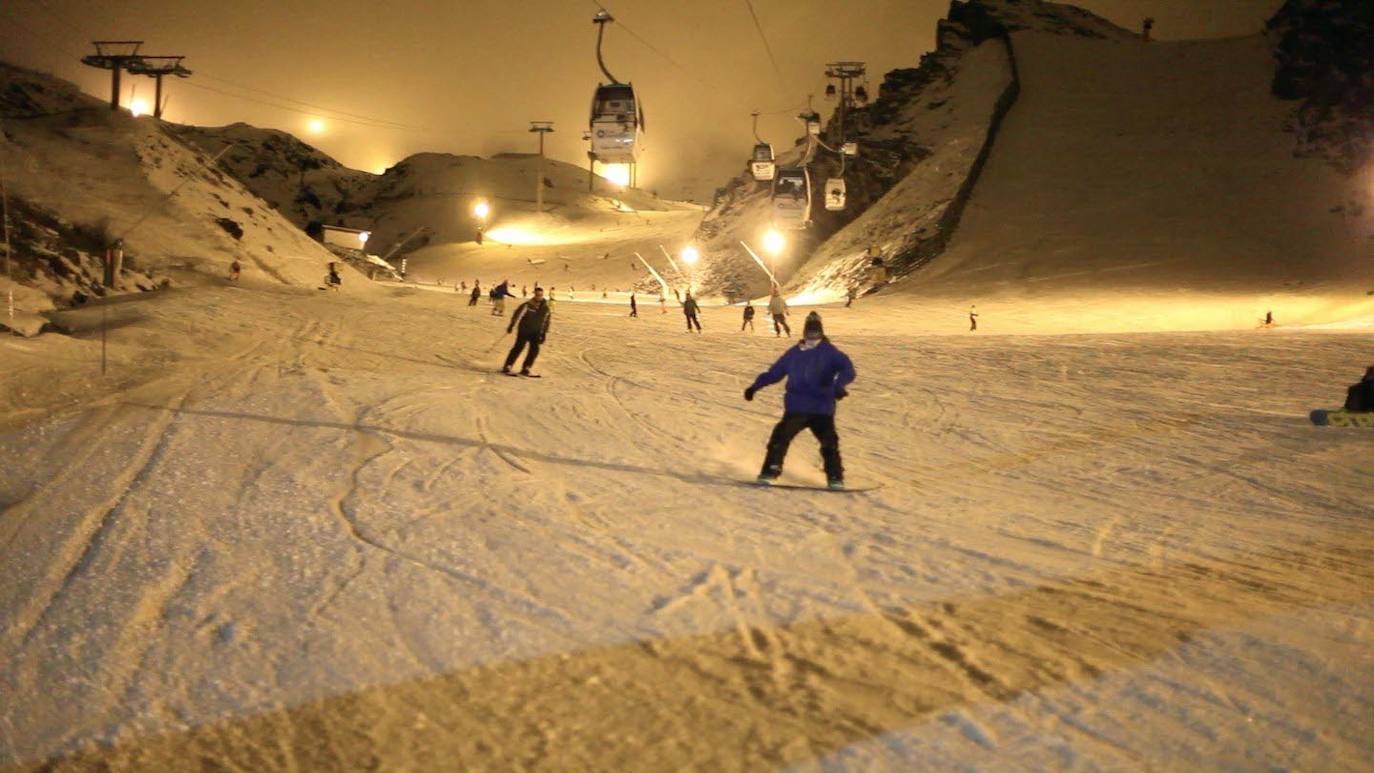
750,340,856,415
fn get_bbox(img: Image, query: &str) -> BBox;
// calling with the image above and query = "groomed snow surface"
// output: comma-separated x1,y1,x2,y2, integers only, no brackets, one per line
1,282,1371,770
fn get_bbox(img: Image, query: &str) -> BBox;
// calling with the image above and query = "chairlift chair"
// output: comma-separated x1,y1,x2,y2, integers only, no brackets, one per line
771,167,812,229
589,82,642,164
750,142,775,181
824,177,846,211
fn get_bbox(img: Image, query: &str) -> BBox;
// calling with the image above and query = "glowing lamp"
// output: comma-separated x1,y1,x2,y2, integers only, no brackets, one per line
358,231,370,245
473,199,491,220
681,245,700,265
763,229,786,255
130,98,150,118
307,118,326,135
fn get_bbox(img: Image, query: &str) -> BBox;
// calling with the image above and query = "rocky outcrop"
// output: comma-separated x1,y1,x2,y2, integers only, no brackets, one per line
1268,0,1374,174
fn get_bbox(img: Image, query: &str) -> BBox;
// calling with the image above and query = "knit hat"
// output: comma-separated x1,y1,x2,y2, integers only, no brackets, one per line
803,311,824,340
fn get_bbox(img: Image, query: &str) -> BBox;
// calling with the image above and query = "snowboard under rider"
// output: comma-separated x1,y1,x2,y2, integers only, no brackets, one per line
744,311,855,489
1345,366,1374,412
503,287,552,377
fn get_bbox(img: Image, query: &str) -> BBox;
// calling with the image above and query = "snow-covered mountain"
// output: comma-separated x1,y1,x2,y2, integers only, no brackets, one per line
692,0,1374,310
0,62,357,325
691,0,1136,299
175,125,692,259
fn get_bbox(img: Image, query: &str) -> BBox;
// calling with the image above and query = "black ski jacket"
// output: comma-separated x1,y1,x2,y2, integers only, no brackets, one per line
743,305,755,319
509,298,552,339
1346,378,1374,412
683,298,700,316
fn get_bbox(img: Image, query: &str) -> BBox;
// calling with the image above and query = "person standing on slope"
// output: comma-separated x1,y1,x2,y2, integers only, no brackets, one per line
683,292,702,333
502,287,552,377
629,293,638,318
744,312,855,489
741,301,756,332
469,281,482,306
768,287,791,337
969,306,979,332
491,280,512,316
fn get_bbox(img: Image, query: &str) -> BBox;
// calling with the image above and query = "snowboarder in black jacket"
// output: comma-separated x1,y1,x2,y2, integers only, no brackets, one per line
1346,366,1374,412
742,301,756,332
503,287,552,376
683,292,702,333
468,281,482,306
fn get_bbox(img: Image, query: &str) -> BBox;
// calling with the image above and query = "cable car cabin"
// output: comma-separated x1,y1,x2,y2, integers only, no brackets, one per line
824,177,846,211
749,143,775,181
589,83,642,164
771,167,811,229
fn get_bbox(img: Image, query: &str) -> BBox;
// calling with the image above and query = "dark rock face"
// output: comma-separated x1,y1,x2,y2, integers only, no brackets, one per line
1268,0,1374,173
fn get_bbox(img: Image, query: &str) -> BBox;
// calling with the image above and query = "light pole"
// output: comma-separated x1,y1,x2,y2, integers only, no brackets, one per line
473,198,490,244
680,245,699,294
762,229,785,288
529,121,554,213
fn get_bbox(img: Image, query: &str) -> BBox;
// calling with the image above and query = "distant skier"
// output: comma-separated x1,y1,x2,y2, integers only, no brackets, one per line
228,259,241,281
744,312,855,489
660,295,667,314
1262,310,1275,328
969,306,979,331
845,287,856,308
741,301,756,332
683,292,702,333
629,293,638,317
469,281,482,306
491,280,512,316
325,262,342,291
503,286,552,377
768,287,791,337
1345,366,1374,412
521,285,528,298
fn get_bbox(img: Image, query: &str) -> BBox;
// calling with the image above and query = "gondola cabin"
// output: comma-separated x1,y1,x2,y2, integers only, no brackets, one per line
589,83,642,164
824,177,846,211
750,143,775,181
771,167,811,229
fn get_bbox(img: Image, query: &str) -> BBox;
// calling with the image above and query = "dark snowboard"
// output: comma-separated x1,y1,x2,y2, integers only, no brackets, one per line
746,480,882,493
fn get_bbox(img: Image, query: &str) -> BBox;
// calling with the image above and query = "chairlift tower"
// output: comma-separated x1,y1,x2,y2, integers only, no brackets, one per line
81,41,146,111
126,56,192,119
529,121,554,213
824,61,866,145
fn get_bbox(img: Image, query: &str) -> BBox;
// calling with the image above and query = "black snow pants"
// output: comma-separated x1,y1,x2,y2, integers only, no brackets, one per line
760,412,842,481
685,313,701,332
774,315,791,337
504,331,542,371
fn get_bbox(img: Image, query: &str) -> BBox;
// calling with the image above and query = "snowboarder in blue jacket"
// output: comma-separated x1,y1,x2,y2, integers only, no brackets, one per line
744,311,855,488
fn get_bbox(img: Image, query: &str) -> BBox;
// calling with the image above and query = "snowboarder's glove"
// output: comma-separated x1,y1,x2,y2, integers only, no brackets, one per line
835,387,848,401
744,387,756,402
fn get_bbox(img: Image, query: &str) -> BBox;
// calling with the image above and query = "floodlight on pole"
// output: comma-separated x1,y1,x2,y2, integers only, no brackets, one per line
358,231,370,246
680,245,700,293
762,229,786,256
473,199,491,221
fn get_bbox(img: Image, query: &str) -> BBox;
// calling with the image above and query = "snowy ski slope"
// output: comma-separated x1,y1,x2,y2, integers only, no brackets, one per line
1,284,1370,769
